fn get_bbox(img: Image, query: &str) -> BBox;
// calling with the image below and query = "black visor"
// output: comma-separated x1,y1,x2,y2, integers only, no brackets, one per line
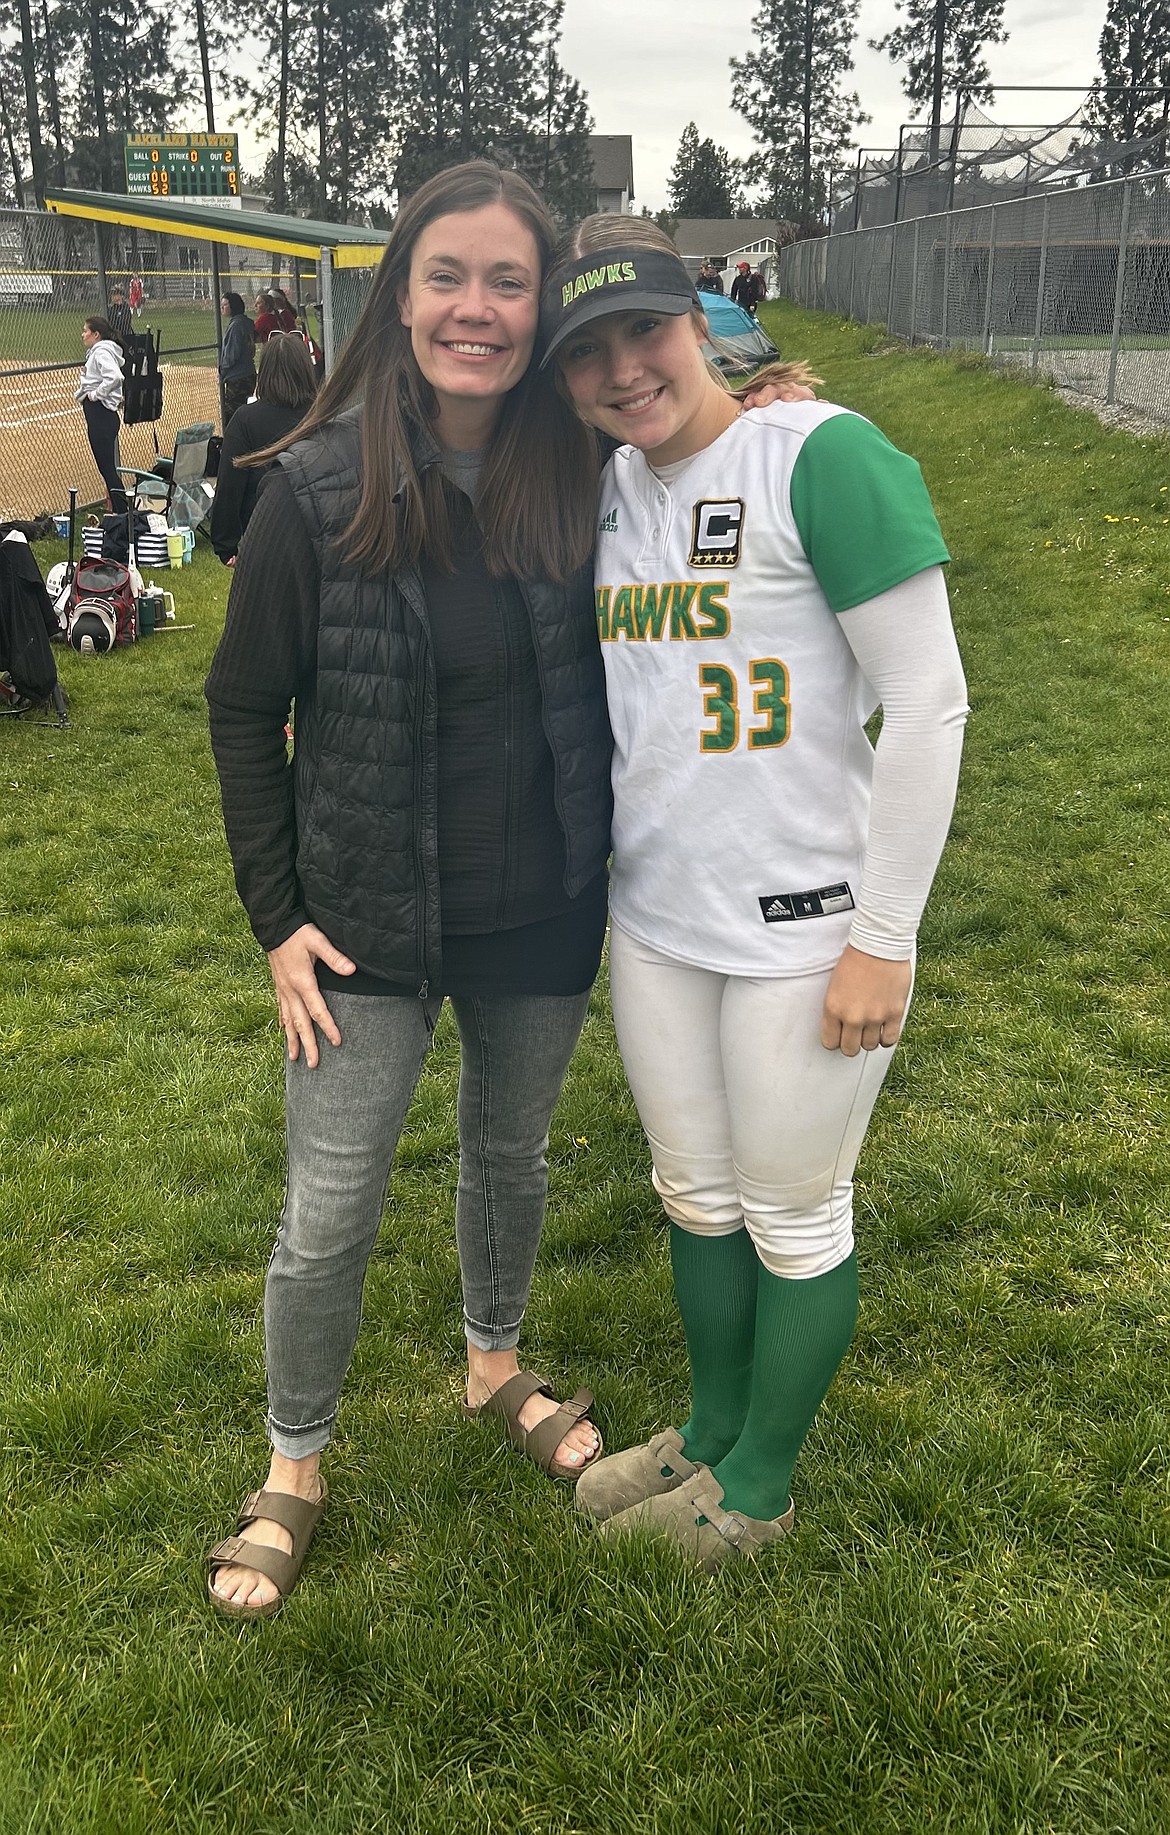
540,246,700,368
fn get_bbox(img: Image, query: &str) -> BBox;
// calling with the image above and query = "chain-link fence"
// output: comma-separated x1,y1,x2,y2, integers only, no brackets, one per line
834,101,1170,234
0,207,383,520
780,169,1170,424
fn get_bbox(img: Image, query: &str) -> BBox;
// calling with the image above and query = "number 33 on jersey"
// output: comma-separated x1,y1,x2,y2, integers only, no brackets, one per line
594,401,950,974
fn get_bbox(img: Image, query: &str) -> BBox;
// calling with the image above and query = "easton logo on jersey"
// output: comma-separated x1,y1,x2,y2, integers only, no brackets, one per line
689,499,745,568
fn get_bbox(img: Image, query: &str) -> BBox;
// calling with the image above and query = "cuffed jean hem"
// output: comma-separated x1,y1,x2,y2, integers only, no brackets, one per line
266,1410,337,1461
463,1311,526,1354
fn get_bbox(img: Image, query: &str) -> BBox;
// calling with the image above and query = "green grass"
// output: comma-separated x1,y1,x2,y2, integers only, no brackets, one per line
2,310,1169,1833
0,303,219,368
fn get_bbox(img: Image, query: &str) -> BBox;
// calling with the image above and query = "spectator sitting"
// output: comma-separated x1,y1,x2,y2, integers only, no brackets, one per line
253,293,280,343
268,287,299,333
210,333,319,565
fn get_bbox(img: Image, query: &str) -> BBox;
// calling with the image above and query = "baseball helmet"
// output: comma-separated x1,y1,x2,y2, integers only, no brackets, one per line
68,601,118,655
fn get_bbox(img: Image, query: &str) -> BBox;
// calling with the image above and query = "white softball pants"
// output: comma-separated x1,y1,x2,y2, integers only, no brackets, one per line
608,923,909,1279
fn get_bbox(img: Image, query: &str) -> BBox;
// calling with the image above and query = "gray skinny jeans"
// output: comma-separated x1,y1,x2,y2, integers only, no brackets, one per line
264,987,590,1458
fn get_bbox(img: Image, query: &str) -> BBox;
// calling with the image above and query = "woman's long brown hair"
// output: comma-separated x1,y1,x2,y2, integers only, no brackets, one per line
248,162,599,582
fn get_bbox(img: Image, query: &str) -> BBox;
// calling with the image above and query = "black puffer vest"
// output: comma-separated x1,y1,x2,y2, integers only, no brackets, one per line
279,416,612,990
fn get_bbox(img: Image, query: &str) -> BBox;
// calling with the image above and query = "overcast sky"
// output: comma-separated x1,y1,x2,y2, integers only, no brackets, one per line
561,0,1108,211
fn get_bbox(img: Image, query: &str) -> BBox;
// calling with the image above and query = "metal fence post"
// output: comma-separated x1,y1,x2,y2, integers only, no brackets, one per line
941,210,954,347
981,205,998,354
93,220,109,310
1106,178,1134,405
320,246,336,371
848,232,857,319
908,220,921,344
1030,197,1051,376
886,225,898,332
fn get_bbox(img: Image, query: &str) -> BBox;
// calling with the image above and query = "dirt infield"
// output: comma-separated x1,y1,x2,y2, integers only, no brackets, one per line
0,363,222,521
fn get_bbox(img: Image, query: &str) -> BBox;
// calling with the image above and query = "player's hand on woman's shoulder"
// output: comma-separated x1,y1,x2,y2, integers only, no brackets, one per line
736,359,821,412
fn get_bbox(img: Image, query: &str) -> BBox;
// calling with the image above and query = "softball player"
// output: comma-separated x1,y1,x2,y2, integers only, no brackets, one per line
541,218,969,1570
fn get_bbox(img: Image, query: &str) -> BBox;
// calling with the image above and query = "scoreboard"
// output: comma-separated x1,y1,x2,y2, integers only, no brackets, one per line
124,133,241,205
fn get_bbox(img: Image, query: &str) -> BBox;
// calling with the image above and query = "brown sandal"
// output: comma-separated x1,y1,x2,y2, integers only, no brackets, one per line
463,1370,603,1483
206,1482,328,1620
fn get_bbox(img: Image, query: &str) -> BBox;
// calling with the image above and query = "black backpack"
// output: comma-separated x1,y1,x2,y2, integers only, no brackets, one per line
123,328,163,424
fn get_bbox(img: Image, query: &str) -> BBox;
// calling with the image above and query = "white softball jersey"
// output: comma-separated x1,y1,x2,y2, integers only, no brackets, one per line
596,400,951,976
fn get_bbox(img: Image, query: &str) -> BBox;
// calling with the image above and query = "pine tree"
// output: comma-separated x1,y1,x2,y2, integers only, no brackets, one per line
731,0,867,226
870,0,1007,161
525,35,594,226
186,0,234,132
239,0,395,221
668,122,742,217
38,0,67,184
13,0,46,203
1086,0,1170,171
45,0,183,188
667,121,699,213
394,0,593,220
0,36,27,204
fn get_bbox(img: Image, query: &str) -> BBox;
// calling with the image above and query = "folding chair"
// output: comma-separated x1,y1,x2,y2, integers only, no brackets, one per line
120,421,216,533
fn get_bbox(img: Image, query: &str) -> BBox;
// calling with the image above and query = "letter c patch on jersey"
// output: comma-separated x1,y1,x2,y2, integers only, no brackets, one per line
689,499,745,568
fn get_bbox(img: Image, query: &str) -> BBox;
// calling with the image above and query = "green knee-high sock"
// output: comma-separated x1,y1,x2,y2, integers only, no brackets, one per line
712,1251,859,1522
671,1223,760,1467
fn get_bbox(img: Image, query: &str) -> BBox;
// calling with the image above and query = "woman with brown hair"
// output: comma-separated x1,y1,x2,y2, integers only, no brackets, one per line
204,162,611,1617
210,333,319,564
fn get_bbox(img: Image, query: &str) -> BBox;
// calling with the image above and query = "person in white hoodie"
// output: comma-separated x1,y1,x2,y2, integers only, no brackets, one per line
76,316,128,513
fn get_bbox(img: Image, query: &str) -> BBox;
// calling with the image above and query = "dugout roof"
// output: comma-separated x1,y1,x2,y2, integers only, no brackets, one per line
43,189,391,269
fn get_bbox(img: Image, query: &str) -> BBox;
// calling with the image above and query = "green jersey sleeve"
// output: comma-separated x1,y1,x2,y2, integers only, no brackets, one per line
788,411,950,612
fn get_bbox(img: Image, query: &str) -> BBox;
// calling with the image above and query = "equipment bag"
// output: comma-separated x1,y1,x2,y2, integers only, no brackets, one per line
68,557,137,649
122,328,164,425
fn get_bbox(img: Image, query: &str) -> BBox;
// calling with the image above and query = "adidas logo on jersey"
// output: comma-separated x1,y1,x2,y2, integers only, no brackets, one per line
759,884,855,922
598,508,618,533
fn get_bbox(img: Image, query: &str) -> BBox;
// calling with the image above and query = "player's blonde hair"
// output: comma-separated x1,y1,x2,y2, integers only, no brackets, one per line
550,214,819,400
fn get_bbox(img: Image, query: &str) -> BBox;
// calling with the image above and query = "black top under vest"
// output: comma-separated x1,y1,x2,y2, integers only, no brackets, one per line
208,453,606,998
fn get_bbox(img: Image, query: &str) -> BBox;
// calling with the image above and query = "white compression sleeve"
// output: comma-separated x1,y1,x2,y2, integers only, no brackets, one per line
836,566,969,960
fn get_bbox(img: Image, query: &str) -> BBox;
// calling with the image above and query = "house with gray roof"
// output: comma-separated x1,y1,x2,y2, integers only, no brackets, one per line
673,218,784,291
589,136,634,214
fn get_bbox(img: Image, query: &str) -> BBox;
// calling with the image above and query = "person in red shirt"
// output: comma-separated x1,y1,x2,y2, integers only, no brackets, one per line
252,293,280,342
269,287,299,333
